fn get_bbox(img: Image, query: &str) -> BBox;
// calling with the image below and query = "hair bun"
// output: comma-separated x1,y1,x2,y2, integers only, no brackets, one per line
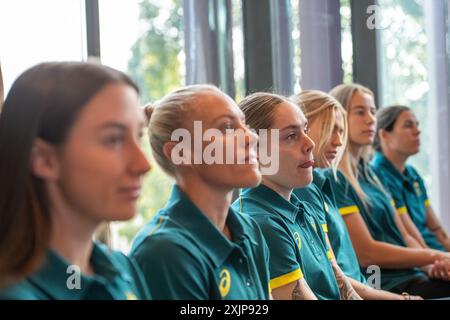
143,103,155,122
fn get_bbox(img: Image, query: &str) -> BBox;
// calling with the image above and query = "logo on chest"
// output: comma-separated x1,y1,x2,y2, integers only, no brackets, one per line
413,182,422,197
219,268,231,298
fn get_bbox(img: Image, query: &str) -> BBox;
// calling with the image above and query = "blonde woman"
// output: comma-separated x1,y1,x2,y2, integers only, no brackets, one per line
130,85,271,300
327,83,450,299
292,90,419,300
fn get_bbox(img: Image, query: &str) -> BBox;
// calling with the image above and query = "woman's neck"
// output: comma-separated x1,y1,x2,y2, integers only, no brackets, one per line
48,186,98,275
261,177,292,201
350,142,363,160
382,147,408,173
177,176,232,236
49,213,97,275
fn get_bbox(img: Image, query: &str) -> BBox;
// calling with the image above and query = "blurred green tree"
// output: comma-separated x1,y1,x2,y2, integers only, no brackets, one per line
116,0,183,249
128,0,183,104
378,0,430,186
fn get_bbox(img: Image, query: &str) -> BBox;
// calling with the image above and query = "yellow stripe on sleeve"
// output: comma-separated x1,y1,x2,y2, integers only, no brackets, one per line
327,250,334,261
322,224,328,233
270,268,304,290
397,207,408,216
339,206,359,216
425,199,431,207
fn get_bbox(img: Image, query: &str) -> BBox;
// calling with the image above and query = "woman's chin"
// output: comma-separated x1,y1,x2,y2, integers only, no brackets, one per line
236,172,262,188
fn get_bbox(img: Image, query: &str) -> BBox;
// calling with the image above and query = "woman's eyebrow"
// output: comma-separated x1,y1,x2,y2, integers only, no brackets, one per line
211,114,236,123
96,122,127,132
280,124,301,132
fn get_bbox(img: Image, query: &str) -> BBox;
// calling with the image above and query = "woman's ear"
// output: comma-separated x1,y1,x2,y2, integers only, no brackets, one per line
379,128,389,143
163,140,192,168
30,138,61,181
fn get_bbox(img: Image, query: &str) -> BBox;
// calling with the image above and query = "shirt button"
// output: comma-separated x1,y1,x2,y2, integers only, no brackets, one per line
239,258,244,264
246,280,252,287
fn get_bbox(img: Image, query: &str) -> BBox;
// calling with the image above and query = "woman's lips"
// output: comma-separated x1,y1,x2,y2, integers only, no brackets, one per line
118,186,141,200
362,130,375,136
326,150,337,158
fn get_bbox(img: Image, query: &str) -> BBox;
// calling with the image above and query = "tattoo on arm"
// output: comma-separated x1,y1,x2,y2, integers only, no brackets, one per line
332,261,362,300
292,280,311,300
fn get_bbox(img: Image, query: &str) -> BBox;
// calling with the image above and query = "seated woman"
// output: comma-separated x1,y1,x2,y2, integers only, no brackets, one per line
372,105,450,252
328,83,450,299
0,62,151,300
130,85,271,300
292,90,419,300
234,92,361,300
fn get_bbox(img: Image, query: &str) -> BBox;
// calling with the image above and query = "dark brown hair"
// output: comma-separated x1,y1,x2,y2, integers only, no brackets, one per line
374,105,411,151
238,92,289,131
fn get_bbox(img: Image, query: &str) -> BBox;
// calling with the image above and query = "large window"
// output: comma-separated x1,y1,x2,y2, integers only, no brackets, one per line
1,0,445,247
232,0,245,101
340,0,353,83
99,0,184,252
378,0,430,188
292,0,301,93
0,0,85,95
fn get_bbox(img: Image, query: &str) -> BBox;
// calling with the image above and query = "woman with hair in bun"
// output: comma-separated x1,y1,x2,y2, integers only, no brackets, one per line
130,85,271,300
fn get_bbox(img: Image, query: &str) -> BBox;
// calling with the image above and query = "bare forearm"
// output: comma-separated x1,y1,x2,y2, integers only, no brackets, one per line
435,229,450,251
331,261,362,300
291,280,318,300
426,207,450,250
400,215,428,248
360,241,444,269
403,234,427,249
349,278,403,300
272,279,318,300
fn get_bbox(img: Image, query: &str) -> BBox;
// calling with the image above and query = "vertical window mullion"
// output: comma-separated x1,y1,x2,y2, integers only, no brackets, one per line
85,0,101,61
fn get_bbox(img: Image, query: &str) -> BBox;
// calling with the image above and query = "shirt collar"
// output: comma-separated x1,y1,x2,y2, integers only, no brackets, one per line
28,242,130,300
240,184,302,224
371,152,418,187
313,168,329,190
166,185,257,269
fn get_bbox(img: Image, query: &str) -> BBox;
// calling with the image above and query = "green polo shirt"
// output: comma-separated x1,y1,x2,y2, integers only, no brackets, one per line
130,185,271,300
0,243,151,300
371,152,445,251
234,184,341,300
325,164,425,290
294,169,367,284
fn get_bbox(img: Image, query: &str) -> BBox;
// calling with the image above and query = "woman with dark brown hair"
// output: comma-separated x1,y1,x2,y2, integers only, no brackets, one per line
0,62,151,300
